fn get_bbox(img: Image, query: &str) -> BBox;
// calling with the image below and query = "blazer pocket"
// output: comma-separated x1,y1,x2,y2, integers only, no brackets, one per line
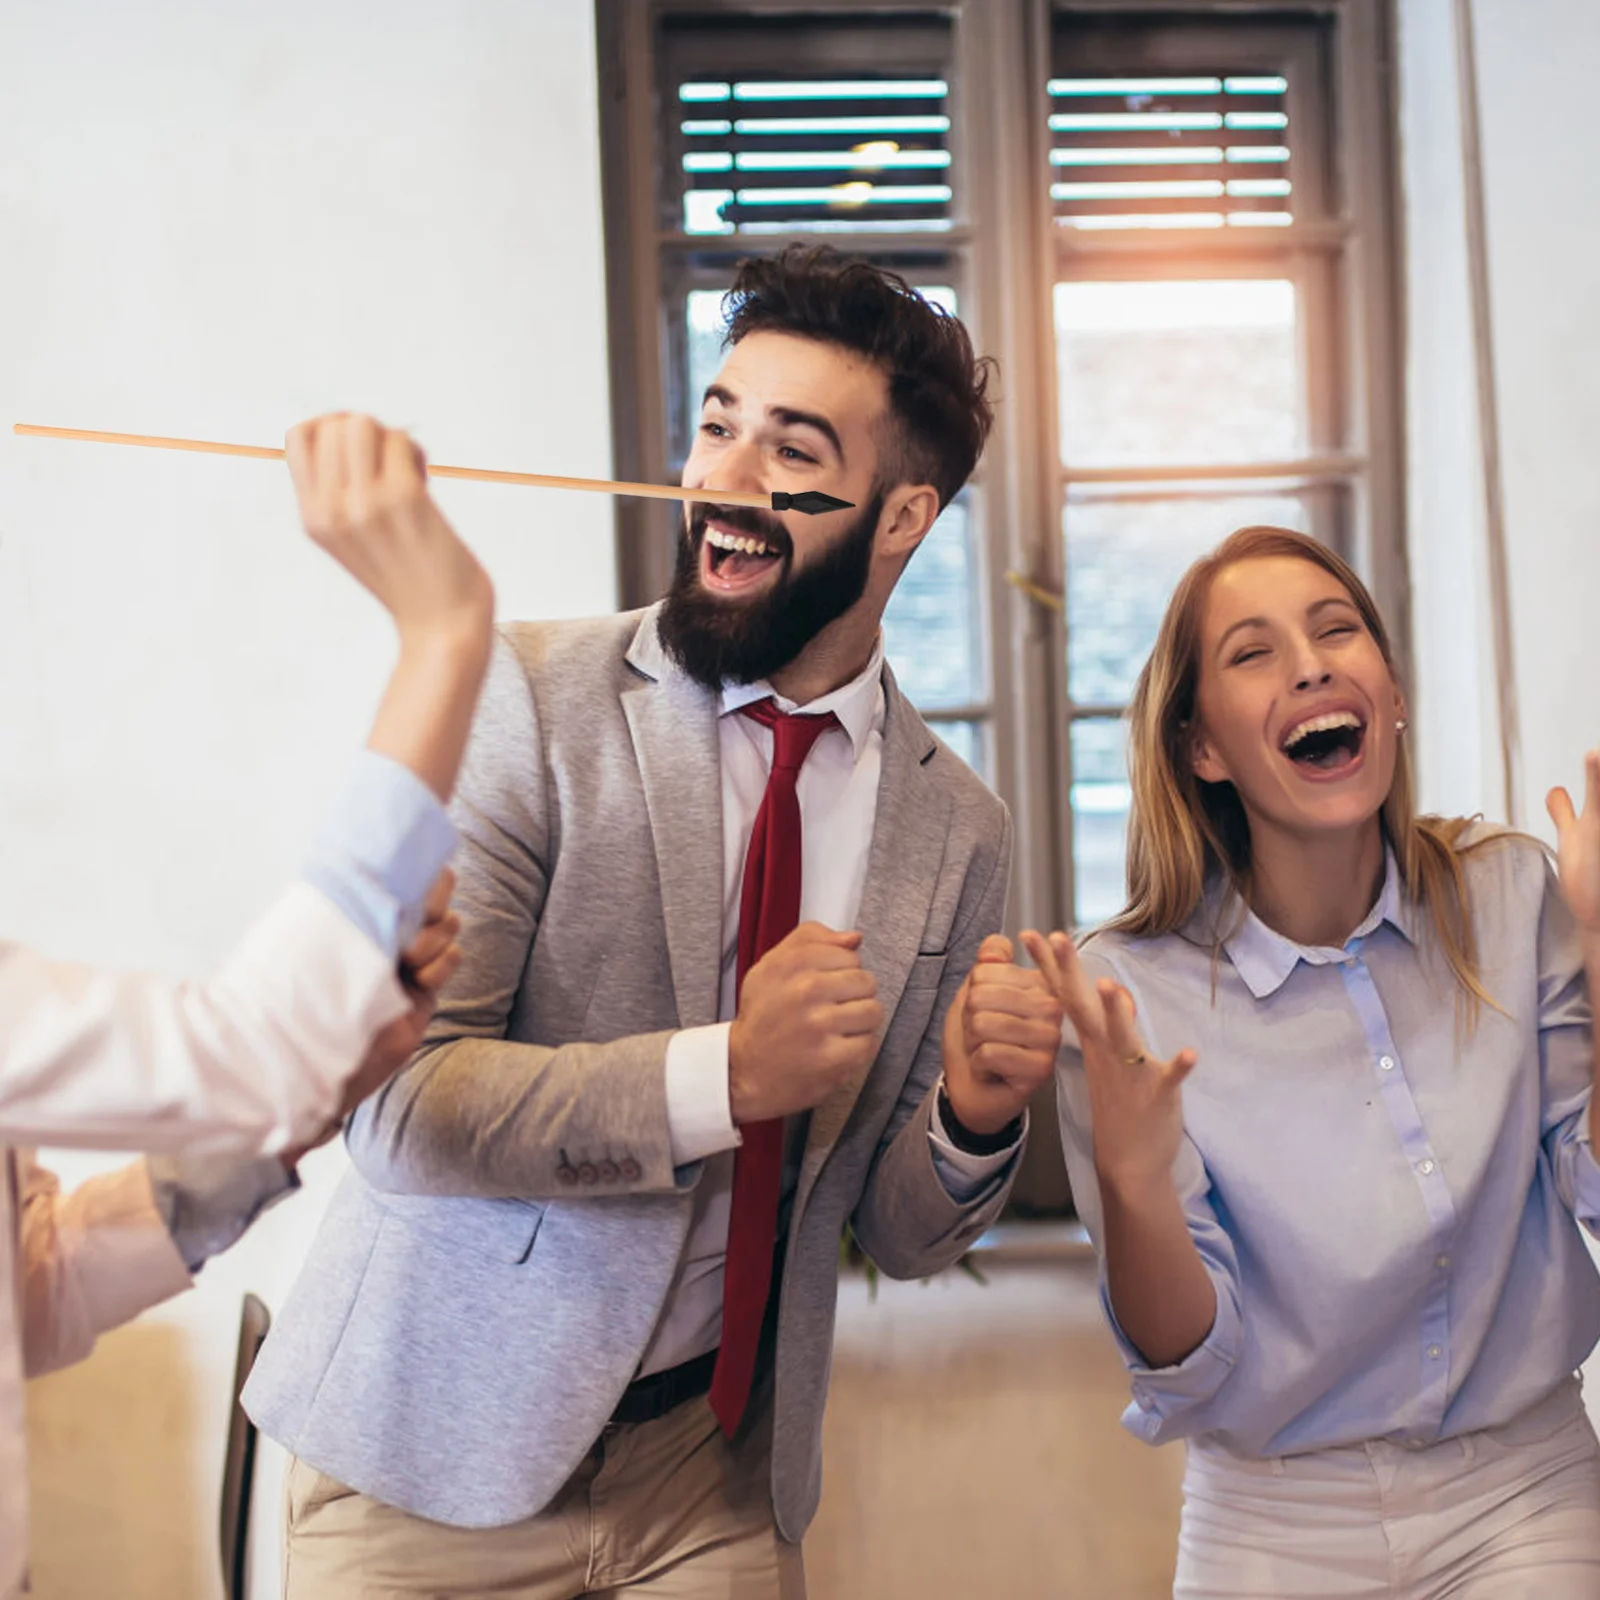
372,1191,545,1264
904,951,950,992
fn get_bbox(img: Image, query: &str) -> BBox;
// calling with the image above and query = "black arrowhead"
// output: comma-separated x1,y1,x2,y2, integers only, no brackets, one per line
770,489,854,515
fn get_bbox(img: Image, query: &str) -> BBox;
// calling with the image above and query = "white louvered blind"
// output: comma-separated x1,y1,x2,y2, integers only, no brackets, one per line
1048,73,1293,231
673,76,955,235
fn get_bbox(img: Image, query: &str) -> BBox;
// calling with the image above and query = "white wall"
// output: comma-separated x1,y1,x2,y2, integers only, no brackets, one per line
0,3,614,1594
1399,0,1600,1422
1467,0,1600,830
1394,0,1504,820
1399,0,1600,825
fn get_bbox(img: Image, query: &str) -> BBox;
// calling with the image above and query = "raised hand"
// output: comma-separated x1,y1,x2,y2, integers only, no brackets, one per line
287,412,495,803
1548,746,1600,938
1022,930,1197,1195
729,923,885,1124
286,413,493,650
941,934,1063,1137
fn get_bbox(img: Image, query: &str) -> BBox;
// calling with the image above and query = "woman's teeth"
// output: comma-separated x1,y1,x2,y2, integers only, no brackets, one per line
1282,710,1363,752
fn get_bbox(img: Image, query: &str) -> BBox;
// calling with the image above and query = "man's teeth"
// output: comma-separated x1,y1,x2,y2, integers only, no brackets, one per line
706,528,776,557
1283,711,1363,750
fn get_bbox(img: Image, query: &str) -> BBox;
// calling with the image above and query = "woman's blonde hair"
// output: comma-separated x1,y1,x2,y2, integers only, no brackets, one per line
1114,525,1495,1008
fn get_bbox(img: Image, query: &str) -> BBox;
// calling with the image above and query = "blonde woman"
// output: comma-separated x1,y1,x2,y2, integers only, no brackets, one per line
1026,526,1600,1597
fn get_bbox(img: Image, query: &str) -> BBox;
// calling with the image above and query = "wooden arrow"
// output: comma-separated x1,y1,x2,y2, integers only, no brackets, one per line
11,423,855,515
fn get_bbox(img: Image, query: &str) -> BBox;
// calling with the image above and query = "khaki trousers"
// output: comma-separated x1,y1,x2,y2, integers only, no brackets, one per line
282,1396,805,1600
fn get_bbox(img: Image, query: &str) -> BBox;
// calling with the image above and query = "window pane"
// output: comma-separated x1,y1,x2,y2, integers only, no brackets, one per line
1072,717,1130,927
882,496,982,709
1066,494,1310,704
1056,280,1301,466
685,289,728,421
928,718,989,784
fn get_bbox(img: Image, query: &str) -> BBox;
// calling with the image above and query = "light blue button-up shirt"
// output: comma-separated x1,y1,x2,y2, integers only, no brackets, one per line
1057,829,1600,1456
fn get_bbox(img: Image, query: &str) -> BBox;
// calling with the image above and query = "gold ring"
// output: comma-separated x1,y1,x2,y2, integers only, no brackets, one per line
1124,1051,1147,1066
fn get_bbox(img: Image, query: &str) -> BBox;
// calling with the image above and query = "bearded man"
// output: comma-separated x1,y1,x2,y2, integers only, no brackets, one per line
245,246,1063,1600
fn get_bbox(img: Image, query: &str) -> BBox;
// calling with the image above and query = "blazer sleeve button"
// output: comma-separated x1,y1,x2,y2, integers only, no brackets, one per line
620,1158,642,1181
577,1162,598,1185
598,1160,619,1183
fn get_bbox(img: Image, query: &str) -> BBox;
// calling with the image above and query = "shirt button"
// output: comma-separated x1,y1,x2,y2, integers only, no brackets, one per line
1418,1159,1436,1176
1427,1345,1443,1360
1379,1055,1395,1072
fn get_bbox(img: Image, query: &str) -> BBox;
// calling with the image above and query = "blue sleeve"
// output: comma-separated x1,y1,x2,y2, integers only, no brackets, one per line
146,1152,299,1273
301,750,459,959
1534,858,1600,1230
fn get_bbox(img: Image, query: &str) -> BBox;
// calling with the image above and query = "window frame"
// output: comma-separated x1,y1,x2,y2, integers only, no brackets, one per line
595,0,1405,935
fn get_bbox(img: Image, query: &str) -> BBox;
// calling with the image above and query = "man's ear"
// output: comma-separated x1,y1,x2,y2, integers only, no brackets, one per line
876,482,941,560
1189,723,1229,785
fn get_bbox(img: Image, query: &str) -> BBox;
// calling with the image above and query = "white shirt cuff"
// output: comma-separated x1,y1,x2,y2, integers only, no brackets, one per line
664,1023,741,1166
928,1081,1026,1202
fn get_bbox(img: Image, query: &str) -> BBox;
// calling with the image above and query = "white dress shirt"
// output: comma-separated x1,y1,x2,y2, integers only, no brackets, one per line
0,751,455,1599
637,638,1018,1377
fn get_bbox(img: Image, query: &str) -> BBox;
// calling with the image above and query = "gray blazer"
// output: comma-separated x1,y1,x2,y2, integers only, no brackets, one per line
245,607,1015,1540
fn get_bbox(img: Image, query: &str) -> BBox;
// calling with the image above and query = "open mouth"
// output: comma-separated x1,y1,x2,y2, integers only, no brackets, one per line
701,522,786,594
1280,710,1367,776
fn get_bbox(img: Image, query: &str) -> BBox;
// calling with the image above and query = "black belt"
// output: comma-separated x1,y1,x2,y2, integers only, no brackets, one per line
610,1349,718,1427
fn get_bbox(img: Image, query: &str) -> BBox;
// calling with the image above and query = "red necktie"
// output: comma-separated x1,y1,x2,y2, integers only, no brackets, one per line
709,697,839,1438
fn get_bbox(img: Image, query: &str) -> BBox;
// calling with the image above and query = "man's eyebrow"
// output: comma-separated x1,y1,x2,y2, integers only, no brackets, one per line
769,406,844,462
702,382,738,410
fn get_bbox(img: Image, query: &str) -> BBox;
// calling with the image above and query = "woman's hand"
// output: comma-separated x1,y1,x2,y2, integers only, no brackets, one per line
1021,929,1197,1196
1548,747,1600,939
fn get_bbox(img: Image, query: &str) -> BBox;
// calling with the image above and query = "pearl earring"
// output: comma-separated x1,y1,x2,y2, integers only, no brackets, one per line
1395,717,1408,734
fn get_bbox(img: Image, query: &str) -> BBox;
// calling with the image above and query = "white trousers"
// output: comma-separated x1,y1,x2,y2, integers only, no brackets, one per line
1174,1378,1600,1599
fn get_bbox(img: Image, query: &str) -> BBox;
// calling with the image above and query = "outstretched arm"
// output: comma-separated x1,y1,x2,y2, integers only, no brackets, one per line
0,416,486,1158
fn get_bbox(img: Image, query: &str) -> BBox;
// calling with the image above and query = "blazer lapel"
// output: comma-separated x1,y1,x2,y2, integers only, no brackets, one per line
798,668,950,1195
621,611,725,1030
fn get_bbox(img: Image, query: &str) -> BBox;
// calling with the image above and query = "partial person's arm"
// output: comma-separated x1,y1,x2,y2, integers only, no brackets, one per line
19,908,461,1375
20,1149,298,1379
847,812,1034,1278
0,415,488,1157
1545,749,1600,1214
1042,934,1243,1443
18,1151,193,1378
346,634,689,1201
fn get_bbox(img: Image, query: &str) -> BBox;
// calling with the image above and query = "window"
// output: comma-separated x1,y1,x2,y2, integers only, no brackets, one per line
598,0,1402,933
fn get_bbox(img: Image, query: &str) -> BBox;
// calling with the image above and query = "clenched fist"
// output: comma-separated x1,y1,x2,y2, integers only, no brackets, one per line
728,923,885,1124
941,934,1064,1137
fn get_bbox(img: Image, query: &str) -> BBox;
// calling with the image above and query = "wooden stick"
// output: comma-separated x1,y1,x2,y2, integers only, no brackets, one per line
11,423,855,515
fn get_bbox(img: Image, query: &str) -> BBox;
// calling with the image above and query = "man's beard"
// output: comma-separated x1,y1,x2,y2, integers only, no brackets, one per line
657,489,883,691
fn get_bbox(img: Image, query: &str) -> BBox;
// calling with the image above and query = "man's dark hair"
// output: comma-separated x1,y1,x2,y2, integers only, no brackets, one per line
721,245,996,509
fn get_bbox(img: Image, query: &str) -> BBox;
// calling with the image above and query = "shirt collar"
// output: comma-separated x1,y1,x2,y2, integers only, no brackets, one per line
718,634,886,761
1222,848,1417,1000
